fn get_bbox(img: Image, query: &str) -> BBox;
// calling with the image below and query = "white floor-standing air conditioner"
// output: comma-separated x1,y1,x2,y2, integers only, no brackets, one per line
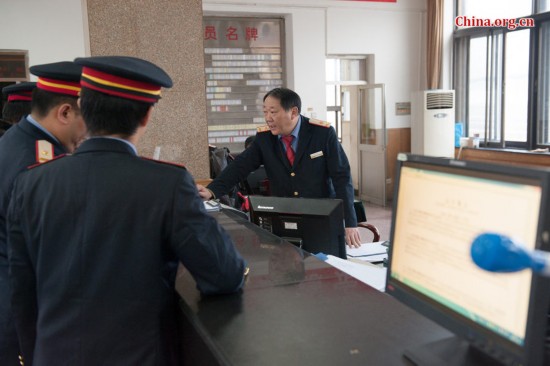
411,90,455,158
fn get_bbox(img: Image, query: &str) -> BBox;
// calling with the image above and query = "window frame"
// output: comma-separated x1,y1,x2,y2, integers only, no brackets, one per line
453,2,550,150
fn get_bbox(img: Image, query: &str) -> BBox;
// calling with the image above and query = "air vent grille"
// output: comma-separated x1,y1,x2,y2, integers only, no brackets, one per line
426,92,454,110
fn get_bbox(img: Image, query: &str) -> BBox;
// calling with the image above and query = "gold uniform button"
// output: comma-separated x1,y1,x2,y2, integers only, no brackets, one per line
294,191,299,196
290,172,295,177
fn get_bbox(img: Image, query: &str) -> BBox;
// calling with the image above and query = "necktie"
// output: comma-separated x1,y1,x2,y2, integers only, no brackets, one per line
281,135,295,165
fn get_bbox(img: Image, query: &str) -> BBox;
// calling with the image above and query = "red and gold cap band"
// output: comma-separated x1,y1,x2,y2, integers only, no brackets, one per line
37,77,81,97
81,67,162,103
8,92,32,102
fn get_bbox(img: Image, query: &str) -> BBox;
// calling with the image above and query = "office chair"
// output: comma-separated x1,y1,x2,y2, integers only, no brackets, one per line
354,200,381,243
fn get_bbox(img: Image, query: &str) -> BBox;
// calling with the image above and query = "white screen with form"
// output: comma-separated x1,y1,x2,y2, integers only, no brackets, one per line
390,165,542,345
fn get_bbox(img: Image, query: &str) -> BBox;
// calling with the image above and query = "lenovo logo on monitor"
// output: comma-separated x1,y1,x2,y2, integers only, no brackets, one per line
257,205,274,210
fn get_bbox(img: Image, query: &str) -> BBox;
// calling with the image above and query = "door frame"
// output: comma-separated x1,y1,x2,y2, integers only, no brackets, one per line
357,83,387,206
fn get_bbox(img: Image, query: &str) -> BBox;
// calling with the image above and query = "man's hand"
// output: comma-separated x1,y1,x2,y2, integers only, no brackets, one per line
345,227,361,248
196,184,213,200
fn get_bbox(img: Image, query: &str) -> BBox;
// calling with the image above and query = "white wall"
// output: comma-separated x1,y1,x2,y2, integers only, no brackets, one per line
0,0,89,79
326,8,424,129
203,0,427,128
1,0,436,130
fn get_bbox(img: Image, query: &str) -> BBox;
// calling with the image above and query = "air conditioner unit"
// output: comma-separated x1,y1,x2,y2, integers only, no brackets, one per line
411,90,455,158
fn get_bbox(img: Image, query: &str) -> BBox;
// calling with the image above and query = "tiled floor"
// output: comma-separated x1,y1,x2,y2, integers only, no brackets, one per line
362,201,393,242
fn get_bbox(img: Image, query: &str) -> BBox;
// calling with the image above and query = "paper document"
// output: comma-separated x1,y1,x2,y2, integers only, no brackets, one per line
346,241,388,263
325,255,387,291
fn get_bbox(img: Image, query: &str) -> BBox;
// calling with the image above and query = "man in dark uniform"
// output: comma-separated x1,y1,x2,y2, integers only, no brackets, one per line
197,87,361,247
7,56,246,366
0,62,84,366
0,82,37,137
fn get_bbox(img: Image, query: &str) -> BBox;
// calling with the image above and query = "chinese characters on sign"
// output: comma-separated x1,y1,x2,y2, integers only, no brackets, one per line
204,25,260,42
203,17,284,152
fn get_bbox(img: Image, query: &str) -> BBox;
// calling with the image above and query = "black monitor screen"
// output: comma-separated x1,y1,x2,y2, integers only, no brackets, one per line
386,154,550,366
248,196,346,259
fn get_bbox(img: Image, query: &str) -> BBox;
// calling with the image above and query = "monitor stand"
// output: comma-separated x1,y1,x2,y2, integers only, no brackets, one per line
403,336,504,366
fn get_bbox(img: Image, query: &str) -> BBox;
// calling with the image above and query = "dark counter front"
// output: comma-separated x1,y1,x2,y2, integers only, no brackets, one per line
175,209,451,366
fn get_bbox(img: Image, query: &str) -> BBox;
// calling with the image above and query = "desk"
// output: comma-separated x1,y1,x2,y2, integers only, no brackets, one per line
175,209,451,365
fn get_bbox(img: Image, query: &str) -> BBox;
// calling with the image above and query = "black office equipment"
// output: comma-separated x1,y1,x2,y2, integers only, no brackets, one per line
386,153,550,366
248,195,346,259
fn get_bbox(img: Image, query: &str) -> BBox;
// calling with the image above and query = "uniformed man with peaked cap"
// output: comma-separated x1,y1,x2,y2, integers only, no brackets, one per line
197,87,362,248
1,82,36,100
7,56,246,366
0,82,37,136
0,62,84,366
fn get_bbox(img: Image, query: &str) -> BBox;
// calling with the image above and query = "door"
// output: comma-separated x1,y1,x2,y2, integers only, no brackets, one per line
358,84,387,206
340,85,360,192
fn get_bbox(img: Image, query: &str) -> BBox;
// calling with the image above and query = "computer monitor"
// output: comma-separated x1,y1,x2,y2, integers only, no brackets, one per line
248,196,346,259
386,153,550,366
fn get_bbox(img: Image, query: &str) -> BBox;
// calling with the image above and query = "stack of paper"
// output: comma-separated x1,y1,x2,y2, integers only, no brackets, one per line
324,255,387,291
346,241,388,263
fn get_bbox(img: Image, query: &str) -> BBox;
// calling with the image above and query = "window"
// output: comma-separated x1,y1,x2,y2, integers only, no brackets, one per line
325,57,368,140
538,21,550,144
326,58,342,138
467,37,488,139
454,1,550,149
503,29,529,143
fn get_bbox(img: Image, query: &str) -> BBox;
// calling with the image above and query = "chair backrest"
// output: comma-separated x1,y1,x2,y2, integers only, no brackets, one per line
209,146,233,179
353,200,381,242
353,200,367,223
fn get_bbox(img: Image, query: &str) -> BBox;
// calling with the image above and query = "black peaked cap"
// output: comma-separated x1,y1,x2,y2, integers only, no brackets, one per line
29,61,83,82
2,82,37,95
74,56,173,88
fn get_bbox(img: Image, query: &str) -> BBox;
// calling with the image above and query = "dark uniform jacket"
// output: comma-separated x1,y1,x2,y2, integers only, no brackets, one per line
7,138,246,366
0,116,65,366
0,119,13,137
208,115,358,227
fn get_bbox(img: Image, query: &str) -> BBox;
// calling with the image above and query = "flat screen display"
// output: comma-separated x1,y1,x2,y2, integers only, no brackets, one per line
386,154,550,365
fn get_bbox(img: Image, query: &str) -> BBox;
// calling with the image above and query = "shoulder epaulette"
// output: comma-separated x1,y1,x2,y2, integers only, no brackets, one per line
256,125,270,133
141,156,186,169
35,140,55,163
27,153,67,169
308,118,331,128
